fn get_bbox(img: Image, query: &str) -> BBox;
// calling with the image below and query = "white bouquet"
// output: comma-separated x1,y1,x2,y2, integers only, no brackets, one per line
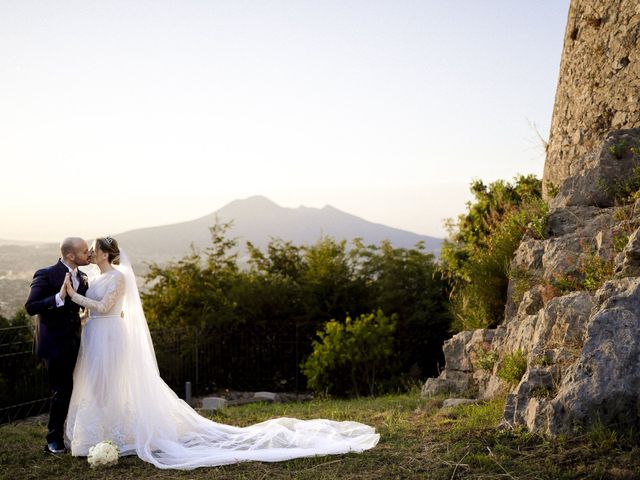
87,440,120,468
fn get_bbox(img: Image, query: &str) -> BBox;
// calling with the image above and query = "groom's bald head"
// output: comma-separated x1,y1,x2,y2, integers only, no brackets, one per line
60,237,91,267
60,237,82,256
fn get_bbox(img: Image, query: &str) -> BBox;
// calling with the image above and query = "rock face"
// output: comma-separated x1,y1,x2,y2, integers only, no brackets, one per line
544,278,640,434
424,0,640,435
549,129,640,208
543,0,640,196
423,128,640,435
422,331,474,397
615,226,640,277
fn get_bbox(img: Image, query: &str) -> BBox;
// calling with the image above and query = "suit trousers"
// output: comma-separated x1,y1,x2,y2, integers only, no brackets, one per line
44,348,79,445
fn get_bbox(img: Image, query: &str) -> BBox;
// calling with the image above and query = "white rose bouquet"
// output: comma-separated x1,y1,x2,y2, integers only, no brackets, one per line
87,440,120,468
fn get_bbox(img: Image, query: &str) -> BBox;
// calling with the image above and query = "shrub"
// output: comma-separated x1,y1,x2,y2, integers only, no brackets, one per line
474,343,499,372
447,196,547,330
545,181,560,198
497,350,527,384
613,232,629,253
441,175,547,331
532,353,553,367
608,140,627,159
301,310,397,397
544,250,614,297
530,385,555,399
581,252,614,291
550,270,583,296
508,267,542,305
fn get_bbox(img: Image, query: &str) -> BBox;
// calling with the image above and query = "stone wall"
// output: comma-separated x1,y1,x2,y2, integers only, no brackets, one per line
543,0,640,196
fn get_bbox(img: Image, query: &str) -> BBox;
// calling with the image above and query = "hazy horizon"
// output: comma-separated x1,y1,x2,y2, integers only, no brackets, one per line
1,1,570,242
1,192,455,243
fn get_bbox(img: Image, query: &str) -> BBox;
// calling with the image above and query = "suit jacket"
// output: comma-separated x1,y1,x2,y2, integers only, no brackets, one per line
25,259,89,360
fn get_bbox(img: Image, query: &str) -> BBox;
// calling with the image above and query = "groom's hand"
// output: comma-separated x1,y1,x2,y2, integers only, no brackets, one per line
65,274,76,296
59,273,70,301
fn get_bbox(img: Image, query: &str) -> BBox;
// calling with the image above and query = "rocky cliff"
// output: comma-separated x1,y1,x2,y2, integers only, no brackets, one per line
424,129,640,435
424,0,640,436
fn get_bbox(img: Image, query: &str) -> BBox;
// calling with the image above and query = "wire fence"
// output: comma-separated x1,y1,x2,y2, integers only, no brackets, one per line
0,322,312,425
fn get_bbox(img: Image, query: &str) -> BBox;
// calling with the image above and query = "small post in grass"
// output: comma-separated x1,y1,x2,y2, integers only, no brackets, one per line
185,381,192,406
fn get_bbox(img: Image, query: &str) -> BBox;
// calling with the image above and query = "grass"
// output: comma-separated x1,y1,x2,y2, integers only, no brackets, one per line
1,391,639,479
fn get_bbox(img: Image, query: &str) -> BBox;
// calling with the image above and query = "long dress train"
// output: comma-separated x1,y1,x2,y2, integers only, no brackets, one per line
65,252,379,470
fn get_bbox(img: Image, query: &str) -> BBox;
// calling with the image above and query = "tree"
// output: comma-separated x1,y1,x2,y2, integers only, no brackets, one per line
140,221,452,396
142,220,242,330
352,239,451,378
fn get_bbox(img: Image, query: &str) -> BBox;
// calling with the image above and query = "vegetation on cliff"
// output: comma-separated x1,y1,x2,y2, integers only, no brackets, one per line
439,175,548,331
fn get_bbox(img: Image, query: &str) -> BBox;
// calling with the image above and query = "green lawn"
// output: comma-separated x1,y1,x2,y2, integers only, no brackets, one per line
1,392,638,479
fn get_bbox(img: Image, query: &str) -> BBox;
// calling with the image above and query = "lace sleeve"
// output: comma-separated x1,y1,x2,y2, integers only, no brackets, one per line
71,271,125,314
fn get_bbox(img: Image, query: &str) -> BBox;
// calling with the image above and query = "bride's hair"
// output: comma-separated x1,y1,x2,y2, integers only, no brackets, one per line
95,236,121,265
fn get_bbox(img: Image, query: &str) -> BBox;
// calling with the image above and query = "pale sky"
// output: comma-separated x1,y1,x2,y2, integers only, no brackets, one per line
0,1,570,242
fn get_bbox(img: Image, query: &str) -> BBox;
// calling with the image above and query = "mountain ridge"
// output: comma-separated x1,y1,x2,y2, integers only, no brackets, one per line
115,195,442,262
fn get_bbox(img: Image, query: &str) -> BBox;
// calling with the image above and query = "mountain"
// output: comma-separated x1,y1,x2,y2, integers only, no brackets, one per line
115,195,442,262
0,196,442,317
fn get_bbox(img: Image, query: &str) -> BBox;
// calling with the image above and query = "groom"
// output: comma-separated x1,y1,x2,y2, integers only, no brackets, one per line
25,237,91,454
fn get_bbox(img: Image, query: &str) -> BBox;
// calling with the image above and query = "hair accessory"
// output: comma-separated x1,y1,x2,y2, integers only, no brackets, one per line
105,236,114,245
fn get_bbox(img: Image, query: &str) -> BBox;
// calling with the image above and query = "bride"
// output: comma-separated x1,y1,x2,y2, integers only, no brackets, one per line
63,236,379,470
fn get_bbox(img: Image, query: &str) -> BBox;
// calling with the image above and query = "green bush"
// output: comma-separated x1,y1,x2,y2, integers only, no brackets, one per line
608,140,628,159
301,310,397,397
474,345,499,372
440,175,547,331
581,252,614,291
613,231,630,253
546,251,614,296
497,350,527,384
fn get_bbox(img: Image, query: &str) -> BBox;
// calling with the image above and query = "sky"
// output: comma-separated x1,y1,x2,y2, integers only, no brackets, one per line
0,0,571,242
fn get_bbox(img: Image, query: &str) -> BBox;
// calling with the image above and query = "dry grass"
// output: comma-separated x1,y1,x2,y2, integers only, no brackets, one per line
1,391,639,479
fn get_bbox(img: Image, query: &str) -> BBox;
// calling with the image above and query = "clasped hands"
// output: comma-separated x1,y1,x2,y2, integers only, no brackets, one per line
58,272,77,301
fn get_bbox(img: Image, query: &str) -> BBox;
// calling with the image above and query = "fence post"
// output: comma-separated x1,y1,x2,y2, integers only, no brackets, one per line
295,322,299,394
185,381,192,406
194,327,199,396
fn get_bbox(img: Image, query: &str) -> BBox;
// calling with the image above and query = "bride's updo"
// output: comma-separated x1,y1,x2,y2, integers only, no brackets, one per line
95,236,121,265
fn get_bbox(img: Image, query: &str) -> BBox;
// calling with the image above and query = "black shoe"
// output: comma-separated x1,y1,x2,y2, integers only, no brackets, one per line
44,441,67,454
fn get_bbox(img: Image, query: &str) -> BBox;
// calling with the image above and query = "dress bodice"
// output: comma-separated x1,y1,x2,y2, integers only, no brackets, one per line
72,269,125,317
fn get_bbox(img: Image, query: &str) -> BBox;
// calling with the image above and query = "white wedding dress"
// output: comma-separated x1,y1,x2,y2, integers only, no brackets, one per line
65,251,379,470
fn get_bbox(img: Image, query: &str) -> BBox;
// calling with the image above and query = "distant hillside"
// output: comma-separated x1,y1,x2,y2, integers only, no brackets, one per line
0,243,59,316
0,196,442,317
0,239,49,247
116,195,442,262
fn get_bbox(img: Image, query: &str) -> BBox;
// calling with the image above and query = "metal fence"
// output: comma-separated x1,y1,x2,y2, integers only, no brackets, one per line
0,323,312,424
0,325,50,424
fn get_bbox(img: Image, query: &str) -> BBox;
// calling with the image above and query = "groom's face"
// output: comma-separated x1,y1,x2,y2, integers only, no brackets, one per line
69,240,91,267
